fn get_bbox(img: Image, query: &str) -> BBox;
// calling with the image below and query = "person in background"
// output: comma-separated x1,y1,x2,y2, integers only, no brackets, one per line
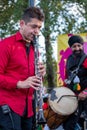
42,94,49,110
0,7,45,130
63,35,87,130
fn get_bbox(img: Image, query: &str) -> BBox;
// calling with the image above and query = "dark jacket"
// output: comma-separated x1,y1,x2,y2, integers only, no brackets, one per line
66,52,87,94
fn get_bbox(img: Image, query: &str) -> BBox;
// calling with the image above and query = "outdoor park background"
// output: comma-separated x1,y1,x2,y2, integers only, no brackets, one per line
0,0,87,90
57,33,87,86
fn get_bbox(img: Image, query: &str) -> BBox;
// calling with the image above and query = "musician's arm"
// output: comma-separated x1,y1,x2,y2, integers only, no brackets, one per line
83,58,87,68
78,58,87,100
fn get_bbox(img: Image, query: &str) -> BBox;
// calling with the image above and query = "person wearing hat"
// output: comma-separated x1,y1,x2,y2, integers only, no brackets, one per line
63,35,87,130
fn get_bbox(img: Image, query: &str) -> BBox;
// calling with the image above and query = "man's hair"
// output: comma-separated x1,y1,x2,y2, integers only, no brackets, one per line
21,7,44,23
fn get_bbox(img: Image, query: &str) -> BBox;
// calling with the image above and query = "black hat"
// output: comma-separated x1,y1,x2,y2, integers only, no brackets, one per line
68,35,84,47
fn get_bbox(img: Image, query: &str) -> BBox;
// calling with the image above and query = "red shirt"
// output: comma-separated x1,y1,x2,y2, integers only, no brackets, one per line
42,103,49,110
0,32,35,117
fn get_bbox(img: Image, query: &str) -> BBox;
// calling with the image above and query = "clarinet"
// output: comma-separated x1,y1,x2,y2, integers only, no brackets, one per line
33,35,46,125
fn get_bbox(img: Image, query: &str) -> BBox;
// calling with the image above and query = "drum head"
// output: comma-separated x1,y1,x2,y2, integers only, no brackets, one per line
49,87,78,115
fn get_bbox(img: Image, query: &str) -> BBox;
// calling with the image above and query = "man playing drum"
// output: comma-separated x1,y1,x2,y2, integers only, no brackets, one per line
63,35,87,130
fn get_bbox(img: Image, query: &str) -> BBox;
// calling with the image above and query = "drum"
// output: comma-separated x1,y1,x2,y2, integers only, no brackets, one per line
44,87,78,129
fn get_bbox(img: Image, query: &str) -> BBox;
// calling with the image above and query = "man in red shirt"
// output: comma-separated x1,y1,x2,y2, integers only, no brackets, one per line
0,7,45,130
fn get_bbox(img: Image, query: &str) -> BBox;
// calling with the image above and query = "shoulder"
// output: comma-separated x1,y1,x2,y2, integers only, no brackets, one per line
67,54,73,62
0,33,16,46
83,54,87,68
0,33,18,54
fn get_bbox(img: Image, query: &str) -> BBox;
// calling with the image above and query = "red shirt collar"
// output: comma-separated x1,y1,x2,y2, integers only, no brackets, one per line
15,31,24,42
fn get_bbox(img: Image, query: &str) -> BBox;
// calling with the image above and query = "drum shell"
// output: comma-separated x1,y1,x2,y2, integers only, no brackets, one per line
44,106,68,129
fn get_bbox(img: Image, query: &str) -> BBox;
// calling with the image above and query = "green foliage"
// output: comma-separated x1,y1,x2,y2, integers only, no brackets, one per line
37,0,87,88
1,0,87,37
0,0,28,38
38,0,87,35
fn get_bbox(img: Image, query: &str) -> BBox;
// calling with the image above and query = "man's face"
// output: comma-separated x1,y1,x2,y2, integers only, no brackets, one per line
20,18,43,42
71,42,84,56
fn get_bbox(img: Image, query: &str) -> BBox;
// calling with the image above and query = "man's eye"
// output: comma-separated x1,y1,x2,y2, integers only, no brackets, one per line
78,45,81,47
72,46,76,48
31,25,41,30
31,25,36,28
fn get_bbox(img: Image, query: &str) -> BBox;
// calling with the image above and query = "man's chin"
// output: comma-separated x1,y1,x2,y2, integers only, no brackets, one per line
30,37,34,41
74,52,82,57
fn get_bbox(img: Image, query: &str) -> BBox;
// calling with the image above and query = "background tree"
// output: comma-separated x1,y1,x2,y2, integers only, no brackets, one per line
0,0,28,37
37,0,87,90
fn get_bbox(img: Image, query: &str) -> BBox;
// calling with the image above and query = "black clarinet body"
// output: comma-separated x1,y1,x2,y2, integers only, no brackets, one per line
33,36,46,125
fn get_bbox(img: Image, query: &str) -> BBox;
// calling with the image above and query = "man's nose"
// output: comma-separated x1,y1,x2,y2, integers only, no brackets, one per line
75,46,80,50
34,28,40,35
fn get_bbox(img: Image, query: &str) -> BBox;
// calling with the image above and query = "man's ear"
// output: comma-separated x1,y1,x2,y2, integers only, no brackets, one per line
20,20,25,27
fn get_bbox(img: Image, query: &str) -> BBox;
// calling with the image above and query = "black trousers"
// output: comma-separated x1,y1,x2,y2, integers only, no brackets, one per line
63,99,87,130
0,106,33,130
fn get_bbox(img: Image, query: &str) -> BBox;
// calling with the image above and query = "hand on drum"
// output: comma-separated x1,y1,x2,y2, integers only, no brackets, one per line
78,91,87,100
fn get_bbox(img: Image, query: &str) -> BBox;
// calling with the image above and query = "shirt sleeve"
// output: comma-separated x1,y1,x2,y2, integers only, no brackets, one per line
83,58,87,68
0,40,18,89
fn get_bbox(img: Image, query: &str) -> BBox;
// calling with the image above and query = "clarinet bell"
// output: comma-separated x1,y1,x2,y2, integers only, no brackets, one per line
38,109,46,124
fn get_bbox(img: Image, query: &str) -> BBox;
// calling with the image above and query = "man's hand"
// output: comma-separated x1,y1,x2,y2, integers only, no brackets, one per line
38,62,46,77
78,91,87,100
17,76,41,90
17,62,46,90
